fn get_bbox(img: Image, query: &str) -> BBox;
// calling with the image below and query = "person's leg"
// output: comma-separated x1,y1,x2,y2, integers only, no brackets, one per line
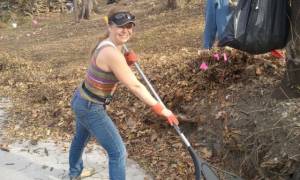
215,0,231,41
282,0,300,95
286,0,300,66
203,0,218,49
69,93,91,178
69,117,91,177
272,1,300,99
83,103,126,180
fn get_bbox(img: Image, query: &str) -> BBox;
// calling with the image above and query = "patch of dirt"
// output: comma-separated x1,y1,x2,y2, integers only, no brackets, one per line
0,0,299,179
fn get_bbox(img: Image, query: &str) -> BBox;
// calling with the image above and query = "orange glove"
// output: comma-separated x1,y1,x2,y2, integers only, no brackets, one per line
151,103,179,125
124,50,138,66
166,114,179,126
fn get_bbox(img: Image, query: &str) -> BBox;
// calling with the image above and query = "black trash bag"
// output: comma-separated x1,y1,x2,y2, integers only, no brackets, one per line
218,0,290,54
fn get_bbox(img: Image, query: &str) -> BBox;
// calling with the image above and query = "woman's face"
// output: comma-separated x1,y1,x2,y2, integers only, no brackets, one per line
109,23,134,45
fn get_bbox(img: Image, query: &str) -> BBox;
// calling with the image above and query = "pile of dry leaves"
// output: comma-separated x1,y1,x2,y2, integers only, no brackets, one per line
1,46,299,179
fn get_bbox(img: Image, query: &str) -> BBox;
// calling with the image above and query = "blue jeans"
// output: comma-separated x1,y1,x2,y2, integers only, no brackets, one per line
69,90,127,180
203,0,231,49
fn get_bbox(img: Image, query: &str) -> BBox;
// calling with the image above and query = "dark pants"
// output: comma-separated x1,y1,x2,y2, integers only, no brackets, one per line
286,0,300,65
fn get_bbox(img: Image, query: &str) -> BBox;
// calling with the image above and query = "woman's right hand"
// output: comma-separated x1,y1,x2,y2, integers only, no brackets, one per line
152,103,179,125
161,108,179,125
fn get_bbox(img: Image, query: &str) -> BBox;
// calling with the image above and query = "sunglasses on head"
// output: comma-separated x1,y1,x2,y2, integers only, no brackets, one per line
109,12,135,26
113,12,135,21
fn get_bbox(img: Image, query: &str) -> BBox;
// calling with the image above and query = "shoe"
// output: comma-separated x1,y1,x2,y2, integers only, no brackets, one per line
272,60,300,100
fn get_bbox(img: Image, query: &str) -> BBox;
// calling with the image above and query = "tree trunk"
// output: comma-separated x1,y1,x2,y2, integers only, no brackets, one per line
73,0,79,22
80,0,93,20
167,0,178,9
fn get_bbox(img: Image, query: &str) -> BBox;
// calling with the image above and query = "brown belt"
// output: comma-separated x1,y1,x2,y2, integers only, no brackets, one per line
82,83,112,105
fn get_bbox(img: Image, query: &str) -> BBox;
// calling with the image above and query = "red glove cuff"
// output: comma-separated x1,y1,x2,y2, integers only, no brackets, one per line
124,51,138,66
151,103,164,115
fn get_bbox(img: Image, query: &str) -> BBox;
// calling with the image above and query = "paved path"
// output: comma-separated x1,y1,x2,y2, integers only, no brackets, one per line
0,98,152,180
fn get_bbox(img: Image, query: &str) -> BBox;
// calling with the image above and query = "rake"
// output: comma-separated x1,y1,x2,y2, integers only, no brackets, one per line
123,45,219,180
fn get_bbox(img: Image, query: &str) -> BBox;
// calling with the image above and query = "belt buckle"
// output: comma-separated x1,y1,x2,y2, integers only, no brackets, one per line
104,98,111,105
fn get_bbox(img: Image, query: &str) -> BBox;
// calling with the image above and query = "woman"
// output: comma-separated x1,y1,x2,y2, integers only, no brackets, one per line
68,8,179,180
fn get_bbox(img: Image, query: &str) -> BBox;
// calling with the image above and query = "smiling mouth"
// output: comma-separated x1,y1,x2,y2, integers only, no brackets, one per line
119,34,129,38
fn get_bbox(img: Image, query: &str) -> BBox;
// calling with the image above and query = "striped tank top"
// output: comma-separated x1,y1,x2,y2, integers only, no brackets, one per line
78,40,119,103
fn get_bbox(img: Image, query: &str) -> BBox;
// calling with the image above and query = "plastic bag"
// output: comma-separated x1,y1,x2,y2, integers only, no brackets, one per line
218,0,290,54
